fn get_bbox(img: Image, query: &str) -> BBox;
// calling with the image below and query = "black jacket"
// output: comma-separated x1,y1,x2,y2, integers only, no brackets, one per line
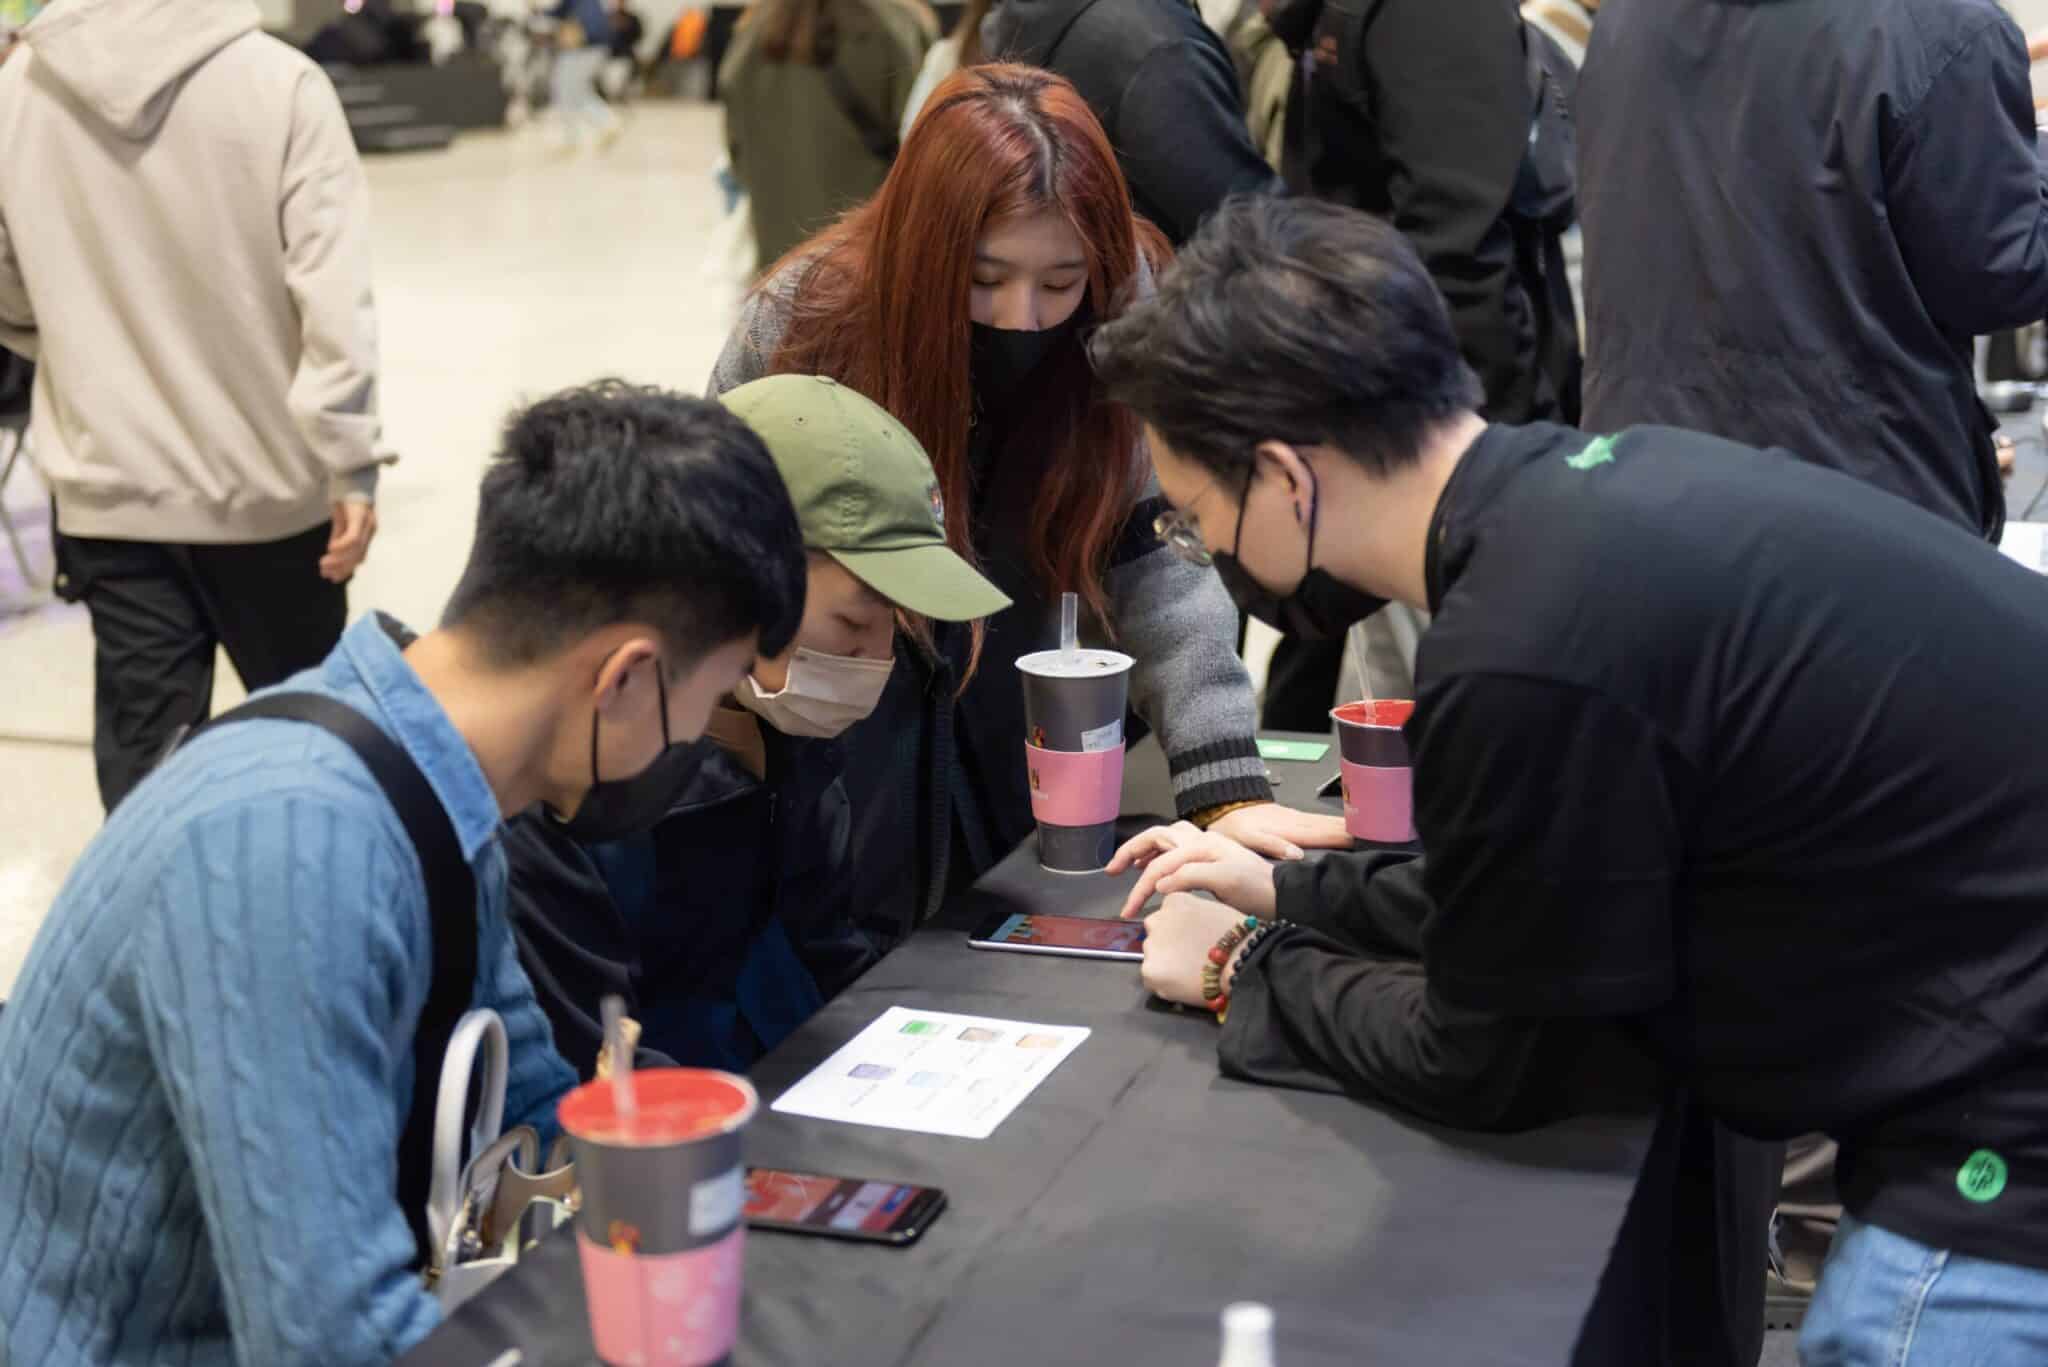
1281,0,1579,424
1578,0,2048,539
983,0,1282,244
502,724,879,1075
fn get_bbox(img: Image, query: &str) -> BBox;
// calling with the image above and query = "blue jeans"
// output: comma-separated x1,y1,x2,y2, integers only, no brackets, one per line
1801,1216,2048,1365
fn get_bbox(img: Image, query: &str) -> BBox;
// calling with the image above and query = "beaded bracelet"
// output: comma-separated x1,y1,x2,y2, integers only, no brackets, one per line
1213,919,1296,1026
1201,915,1262,1021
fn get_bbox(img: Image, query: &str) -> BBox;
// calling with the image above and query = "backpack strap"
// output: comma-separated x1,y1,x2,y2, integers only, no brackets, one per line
189,693,478,1270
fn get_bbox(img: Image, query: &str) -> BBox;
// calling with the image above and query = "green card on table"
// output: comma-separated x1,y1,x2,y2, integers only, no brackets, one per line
1256,738,1331,763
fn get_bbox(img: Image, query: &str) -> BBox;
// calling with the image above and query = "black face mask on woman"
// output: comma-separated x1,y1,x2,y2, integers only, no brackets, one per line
970,303,1089,415
1211,462,1386,642
556,664,705,844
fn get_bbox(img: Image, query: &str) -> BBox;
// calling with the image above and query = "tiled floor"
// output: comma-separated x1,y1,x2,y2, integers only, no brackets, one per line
0,101,745,997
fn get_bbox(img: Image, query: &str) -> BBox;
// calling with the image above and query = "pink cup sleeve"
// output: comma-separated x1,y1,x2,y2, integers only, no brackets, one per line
1339,759,1416,844
1025,743,1125,827
579,1226,744,1367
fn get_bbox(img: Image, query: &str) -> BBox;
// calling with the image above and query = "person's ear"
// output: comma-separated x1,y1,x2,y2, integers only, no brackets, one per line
592,635,660,714
749,633,797,693
1253,440,1314,526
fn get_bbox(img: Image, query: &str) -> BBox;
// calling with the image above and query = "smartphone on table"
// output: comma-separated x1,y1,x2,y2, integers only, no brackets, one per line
966,910,1145,961
744,1167,947,1246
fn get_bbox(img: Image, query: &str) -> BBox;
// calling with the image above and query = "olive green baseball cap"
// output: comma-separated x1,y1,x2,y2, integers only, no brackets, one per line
719,375,1012,621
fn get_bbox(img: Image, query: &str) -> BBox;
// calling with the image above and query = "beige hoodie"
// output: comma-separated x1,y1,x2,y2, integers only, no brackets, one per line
0,0,383,543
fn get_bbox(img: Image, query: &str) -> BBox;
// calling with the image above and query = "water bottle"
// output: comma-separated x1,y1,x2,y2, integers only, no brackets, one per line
1217,1302,1275,1367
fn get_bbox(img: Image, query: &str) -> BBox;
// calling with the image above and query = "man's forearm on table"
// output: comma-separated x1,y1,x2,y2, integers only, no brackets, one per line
1272,849,1433,957
1219,929,1580,1133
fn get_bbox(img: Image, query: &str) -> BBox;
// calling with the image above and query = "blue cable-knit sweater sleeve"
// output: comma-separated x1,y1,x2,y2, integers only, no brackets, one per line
130,797,444,1367
482,886,580,1139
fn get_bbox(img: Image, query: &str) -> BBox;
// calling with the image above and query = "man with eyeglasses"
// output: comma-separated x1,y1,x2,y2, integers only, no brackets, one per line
1091,195,2048,1362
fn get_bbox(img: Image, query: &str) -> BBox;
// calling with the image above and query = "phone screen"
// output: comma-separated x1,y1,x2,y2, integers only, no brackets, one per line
977,913,1145,955
744,1168,938,1239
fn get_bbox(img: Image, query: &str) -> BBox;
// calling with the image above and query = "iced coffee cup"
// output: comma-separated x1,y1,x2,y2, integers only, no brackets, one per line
560,1069,758,1367
1018,647,1134,873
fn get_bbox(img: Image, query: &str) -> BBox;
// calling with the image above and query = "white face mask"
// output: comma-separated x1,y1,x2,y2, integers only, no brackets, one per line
735,648,894,739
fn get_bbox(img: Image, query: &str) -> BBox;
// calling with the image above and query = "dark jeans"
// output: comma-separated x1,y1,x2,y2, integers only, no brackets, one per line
55,522,346,812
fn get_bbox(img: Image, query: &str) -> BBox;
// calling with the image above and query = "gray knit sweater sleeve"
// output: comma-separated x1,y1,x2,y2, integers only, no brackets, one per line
1112,479,1273,815
707,263,1272,815
706,262,806,397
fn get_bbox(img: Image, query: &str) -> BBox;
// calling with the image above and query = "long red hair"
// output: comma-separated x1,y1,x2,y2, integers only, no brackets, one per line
762,63,1169,642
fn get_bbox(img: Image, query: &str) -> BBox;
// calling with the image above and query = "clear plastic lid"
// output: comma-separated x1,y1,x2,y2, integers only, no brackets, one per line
1015,648,1135,679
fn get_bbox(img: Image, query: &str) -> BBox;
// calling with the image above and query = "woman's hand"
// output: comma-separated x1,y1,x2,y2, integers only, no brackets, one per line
1108,821,1280,921
1140,894,1254,1008
1208,801,1352,860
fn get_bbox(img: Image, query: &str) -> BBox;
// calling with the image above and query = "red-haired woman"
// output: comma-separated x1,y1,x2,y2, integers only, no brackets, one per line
710,63,1347,937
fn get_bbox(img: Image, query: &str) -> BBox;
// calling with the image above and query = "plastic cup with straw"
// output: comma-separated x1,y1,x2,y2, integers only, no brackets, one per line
601,994,637,1123
1016,589,1135,873
559,996,759,1366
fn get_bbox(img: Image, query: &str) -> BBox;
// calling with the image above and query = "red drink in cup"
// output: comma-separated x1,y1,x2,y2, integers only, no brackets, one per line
559,1069,758,1367
1331,700,1418,844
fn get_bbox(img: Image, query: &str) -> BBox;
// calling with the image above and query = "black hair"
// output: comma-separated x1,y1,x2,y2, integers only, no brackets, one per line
1088,196,1483,479
443,381,806,668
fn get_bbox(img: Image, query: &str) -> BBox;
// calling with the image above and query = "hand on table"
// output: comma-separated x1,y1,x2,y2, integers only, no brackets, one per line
1109,821,1280,921
321,499,378,583
1207,801,1352,861
1140,893,1258,1008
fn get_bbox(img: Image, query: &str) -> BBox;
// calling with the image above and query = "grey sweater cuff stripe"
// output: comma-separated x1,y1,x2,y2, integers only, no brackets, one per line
1176,771,1275,815
1168,736,1262,778
1174,756,1266,794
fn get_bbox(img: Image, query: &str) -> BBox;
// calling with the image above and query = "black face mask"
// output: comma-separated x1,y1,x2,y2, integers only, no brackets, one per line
1211,463,1386,641
970,307,1086,414
558,664,702,844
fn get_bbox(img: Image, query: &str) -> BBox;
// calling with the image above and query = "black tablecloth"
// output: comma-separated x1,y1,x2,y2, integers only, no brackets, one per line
402,735,1684,1367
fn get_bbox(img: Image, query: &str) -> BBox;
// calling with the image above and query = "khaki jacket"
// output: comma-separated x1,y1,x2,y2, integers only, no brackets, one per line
721,0,929,271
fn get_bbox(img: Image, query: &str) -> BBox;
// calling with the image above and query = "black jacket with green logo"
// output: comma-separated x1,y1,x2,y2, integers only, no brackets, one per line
1229,420,2048,1279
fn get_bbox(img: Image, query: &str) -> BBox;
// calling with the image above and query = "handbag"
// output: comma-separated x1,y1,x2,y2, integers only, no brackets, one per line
425,1010,578,1310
